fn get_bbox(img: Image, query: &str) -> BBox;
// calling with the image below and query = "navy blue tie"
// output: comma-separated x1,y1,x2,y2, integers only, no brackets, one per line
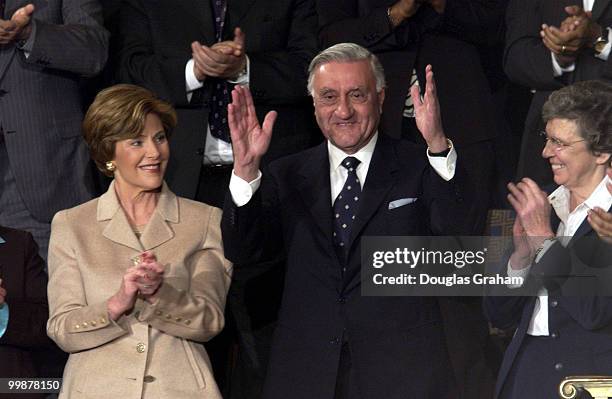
333,157,362,263
208,0,231,142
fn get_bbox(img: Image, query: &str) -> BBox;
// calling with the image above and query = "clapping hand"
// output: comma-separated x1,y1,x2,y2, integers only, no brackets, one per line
411,65,448,153
540,5,603,66
228,85,276,182
106,252,165,320
135,252,164,300
0,4,34,45
191,27,247,81
507,178,556,267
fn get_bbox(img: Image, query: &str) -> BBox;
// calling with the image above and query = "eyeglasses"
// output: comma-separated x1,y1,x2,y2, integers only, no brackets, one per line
540,131,586,151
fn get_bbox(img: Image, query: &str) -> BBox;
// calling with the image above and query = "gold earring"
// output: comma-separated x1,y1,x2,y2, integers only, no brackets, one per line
105,161,116,172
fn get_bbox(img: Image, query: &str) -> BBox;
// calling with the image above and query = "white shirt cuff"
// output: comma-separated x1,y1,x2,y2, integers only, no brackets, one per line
506,260,531,288
595,27,612,61
229,169,262,207
551,52,576,77
185,59,204,99
426,142,456,181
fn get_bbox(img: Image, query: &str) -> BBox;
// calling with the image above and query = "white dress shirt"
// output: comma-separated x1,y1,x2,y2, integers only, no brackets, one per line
508,175,612,336
184,57,251,164
229,133,457,207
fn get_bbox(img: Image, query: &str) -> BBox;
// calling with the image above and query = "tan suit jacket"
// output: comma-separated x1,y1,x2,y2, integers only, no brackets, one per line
47,181,232,399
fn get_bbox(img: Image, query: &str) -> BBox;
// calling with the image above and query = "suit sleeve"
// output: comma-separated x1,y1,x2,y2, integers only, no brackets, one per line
137,207,233,342
248,0,319,104
0,232,51,349
503,0,565,90
24,0,109,77
221,169,284,265
47,211,129,353
117,0,193,106
317,0,441,51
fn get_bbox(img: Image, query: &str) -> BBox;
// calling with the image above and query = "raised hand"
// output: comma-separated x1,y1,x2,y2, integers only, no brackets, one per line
0,4,34,45
410,64,448,152
228,85,276,182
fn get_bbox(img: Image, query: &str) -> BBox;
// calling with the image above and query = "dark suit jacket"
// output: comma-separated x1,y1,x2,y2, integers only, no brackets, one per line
222,134,497,399
485,206,612,399
317,0,505,146
0,226,50,382
0,0,108,222
118,0,321,199
505,0,612,185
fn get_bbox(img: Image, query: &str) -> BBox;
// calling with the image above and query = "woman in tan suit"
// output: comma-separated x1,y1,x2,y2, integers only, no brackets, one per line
47,84,232,399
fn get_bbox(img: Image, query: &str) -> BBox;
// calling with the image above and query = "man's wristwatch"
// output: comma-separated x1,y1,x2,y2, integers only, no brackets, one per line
593,28,610,56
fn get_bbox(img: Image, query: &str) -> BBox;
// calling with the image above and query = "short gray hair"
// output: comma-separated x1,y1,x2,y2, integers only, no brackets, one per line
307,43,386,96
542,80,612,156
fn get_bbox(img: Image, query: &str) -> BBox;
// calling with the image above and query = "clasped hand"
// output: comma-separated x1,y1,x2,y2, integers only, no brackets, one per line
540,5,603,65
191,27,247,81
0,4,34,45
107,251,165,321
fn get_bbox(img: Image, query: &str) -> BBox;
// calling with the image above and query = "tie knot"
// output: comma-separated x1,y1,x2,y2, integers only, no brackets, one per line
341,157,360,173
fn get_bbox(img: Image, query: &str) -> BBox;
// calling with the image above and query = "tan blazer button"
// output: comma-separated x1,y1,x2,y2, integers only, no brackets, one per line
136,343,147,353
100,317,107,324
82,322,88,328
175,317,182,322
184,319,191,325
143,375,156,383
91,321,97,326
75,324,81,329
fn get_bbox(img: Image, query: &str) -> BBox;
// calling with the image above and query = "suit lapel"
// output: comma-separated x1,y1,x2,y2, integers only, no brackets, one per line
0,46,15,84
591,0,611,22
183,0,216,43
98,183,144,252
347,135,398,250
295,143,334,246
97,182,178,253
140,185,178,251
295,144,344,291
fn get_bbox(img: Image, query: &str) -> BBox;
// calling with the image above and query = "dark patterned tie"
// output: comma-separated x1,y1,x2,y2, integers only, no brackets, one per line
208,0,231,142
333,157,362,264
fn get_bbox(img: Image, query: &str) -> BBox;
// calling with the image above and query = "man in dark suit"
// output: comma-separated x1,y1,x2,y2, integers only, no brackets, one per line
0,0,108,260
317,0,507,233
0,225,52,392
222,43,496,399
118,0,320,206
505,0,612,186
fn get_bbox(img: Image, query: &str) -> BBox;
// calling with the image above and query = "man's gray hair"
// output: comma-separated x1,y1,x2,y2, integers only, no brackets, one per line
307,43,386,96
